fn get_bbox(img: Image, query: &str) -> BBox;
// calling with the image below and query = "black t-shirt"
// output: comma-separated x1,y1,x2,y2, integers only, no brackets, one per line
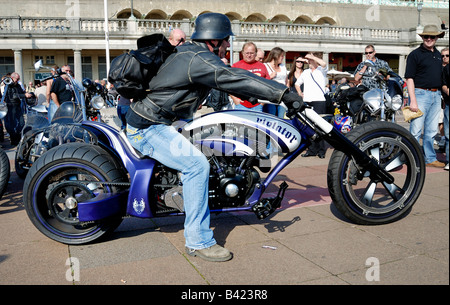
50,77,73,103
405,44,442,89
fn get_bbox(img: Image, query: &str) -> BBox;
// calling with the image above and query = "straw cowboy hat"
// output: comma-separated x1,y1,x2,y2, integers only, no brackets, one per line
418,24,445,38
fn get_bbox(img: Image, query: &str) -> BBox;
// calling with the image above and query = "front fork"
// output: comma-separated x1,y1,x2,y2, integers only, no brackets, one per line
301,108,394,184
324,124,394,185
250,108,394,219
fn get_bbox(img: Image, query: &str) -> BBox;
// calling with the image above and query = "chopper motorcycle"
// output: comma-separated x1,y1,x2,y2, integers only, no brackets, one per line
14,60,106,179
22,97,426,245
332,63,405,133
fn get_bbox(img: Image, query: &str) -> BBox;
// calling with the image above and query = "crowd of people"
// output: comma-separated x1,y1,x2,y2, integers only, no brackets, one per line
1,24,448,171
0,65,131,146
0,24,448,171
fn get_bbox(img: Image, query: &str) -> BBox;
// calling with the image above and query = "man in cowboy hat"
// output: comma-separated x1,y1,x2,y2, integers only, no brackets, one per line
405,24,446,168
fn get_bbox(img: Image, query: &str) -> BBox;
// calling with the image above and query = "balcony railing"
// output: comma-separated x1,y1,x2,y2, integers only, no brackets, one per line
1,17,449,44
291,0,449,9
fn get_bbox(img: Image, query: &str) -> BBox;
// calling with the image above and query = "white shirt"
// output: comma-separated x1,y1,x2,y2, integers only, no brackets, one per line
264,63,287,85
34,85,48,106
295,66,328,102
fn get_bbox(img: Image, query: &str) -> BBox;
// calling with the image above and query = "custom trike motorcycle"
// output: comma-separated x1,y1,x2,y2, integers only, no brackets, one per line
23,103,425,245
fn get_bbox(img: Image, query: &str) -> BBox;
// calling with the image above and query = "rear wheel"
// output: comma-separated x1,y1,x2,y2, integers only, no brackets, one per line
327,121,426,225
23,143,127,244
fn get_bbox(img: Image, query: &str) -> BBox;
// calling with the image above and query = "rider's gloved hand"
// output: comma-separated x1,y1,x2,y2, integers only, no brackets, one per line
247,97,259,105
282,92,305,117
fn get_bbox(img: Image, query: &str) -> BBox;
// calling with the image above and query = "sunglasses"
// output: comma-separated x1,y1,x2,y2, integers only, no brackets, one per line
365,51,374,55
422,35,437,40
296,60,304,63
443,54,450,58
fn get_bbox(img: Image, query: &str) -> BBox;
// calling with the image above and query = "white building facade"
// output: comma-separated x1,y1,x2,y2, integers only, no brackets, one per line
0,0,448,85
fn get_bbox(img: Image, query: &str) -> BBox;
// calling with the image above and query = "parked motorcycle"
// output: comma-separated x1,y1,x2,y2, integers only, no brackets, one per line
332,63,405,133
22,98,426,245
14,60,105,178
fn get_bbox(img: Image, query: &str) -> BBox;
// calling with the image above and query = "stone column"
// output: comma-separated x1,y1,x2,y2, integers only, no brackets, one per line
73,49,82,82
13,49,23,79
398,54,407,78
322,52,329,67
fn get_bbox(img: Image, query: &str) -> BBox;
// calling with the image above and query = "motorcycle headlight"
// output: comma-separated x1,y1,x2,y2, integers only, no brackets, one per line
91,95,105,110
363,89,382,114
389,94,402,111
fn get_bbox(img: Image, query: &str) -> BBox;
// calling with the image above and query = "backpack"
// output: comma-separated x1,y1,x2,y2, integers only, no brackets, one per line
108,34,175,100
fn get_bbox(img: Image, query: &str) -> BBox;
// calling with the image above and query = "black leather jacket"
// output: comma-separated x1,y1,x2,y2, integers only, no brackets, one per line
127,41,288,127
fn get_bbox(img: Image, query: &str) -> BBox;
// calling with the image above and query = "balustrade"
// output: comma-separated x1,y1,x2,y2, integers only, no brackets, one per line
0,16,448,43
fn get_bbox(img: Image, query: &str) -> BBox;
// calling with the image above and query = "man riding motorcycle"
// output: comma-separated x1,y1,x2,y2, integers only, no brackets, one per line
126,12,303,262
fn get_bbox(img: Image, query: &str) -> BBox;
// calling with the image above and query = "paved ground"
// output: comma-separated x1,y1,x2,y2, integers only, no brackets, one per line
0,114,448,289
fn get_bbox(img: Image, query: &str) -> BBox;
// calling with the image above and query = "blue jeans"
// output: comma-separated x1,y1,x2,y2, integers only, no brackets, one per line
126,124,216,250
234,103,263,112
409,89,442,164
117,105,130,130
444,103,449,163
263,104,286,118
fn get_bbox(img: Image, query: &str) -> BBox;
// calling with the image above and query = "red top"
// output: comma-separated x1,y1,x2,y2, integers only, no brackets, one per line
231,60,270,108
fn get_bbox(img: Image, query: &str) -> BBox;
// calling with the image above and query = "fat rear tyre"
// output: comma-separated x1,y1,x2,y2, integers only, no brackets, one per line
23,142,127,244
327,121,426,225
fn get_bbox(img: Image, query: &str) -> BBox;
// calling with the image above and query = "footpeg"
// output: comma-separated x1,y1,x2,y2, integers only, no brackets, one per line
252,181,288,219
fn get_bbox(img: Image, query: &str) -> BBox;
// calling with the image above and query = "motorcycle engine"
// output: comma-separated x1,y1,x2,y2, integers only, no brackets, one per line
207,155,260,209
362,89,382,114
155,156,260,212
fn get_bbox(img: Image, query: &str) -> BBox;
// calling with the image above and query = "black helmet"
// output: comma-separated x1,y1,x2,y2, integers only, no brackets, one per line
82,78,93,88
191,13,234,41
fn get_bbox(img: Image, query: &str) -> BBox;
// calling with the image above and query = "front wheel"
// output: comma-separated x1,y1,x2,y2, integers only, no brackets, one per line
23,143,127,244
327,121,425,225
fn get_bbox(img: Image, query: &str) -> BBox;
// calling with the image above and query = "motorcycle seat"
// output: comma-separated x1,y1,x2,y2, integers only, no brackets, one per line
118,129,147,159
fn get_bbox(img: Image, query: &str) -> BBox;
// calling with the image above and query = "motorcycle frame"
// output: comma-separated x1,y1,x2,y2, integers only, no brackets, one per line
76,114,310,221
75,107,393,222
